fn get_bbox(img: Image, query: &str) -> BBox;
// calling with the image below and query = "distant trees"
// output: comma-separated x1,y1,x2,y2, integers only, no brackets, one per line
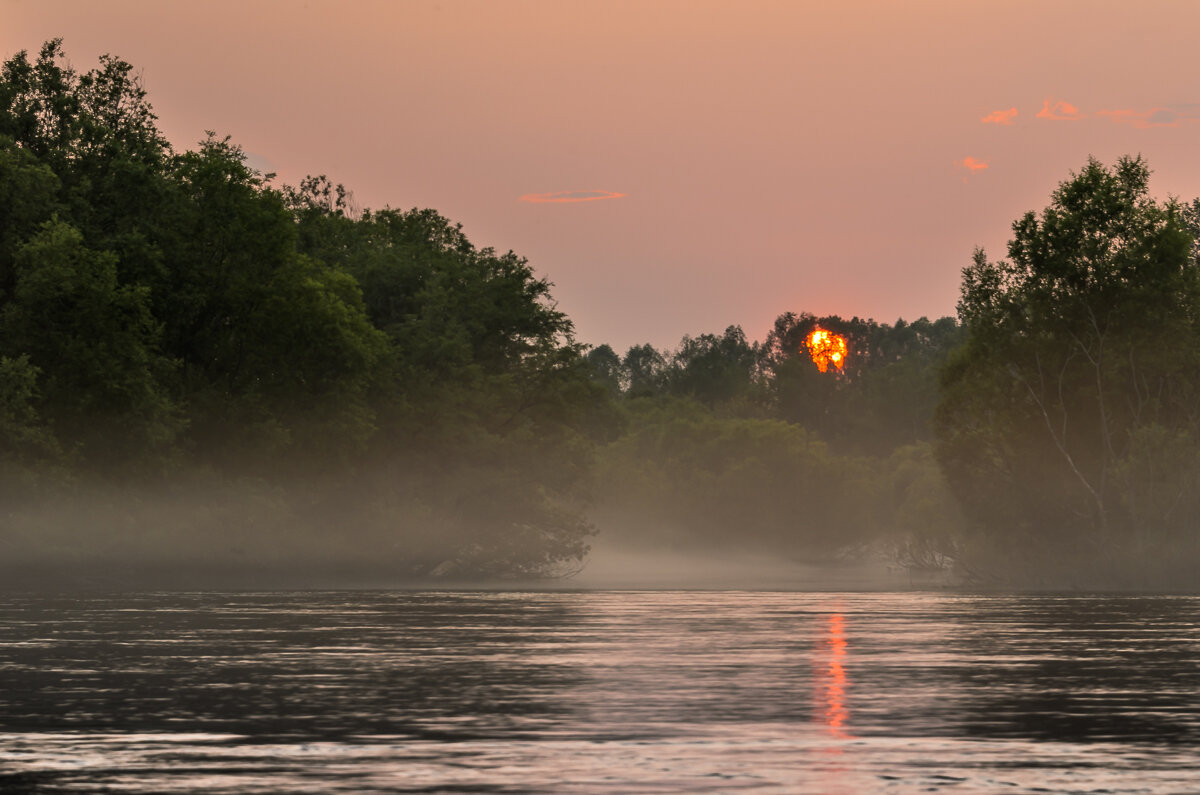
759,313,961,453
936,156,1200,583
596,401,877,556
587,316,962,560
667,326,758,406
622,343,669,397
585,344,624,395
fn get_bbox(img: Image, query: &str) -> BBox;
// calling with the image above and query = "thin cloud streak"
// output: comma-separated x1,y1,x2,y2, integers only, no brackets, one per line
1036,98,1085,121
981,107,1018,125
520,190,628,204
1097,105,1199,129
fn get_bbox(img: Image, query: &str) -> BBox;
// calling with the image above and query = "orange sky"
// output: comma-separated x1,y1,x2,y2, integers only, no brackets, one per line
4,0,1200,351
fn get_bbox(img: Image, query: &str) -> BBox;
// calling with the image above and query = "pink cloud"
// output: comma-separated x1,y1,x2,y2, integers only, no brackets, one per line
956,156,989,174
1036,99,1085,121
520,190,628,204
981,107,1018,125
1096,106,1198,129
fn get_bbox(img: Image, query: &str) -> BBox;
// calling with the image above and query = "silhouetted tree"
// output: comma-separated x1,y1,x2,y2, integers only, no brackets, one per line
666,325,758,406
623,343,667,397
937,156,1200,583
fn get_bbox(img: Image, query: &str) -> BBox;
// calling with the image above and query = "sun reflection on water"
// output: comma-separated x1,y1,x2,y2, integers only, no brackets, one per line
823,612,850,738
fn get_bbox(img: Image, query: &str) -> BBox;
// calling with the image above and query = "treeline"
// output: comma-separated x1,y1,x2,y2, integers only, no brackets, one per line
4,42,1198,588
590,313,960,454
586,317,963,568
0,42,965,583
0,42,609,581
573,162,1200,589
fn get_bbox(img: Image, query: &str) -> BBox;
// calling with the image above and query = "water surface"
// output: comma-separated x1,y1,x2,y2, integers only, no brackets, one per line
1,591,1198,793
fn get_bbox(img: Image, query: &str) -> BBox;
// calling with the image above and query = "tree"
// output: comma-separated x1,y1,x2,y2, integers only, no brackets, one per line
585,344,625,395
285,175,607,577
757,312,960,452
936,156,1200,582
1,219,179,464
0,136,60,294
622,343,667,396
666,325,759,406
0,41,173,288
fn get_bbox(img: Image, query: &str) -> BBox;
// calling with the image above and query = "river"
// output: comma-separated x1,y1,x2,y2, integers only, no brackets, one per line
1,591,1198,793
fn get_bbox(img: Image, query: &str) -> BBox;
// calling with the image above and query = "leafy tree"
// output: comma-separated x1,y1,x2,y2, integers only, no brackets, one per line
0,40,166,168
843,316,962,453
285,175,608,576
665,325,759,406
585,344,625,395
0,42,608,580
153,141,387,467
759,312,960,453
1,219,179,464
936,156,1200,582
759,312,862,440
622,343,667,396
1181,197,1200,267
0,355,59,461
0,40,173,289
0,136,60,295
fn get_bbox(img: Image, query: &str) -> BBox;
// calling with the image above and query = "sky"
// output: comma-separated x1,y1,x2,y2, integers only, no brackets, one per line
4,0,1200,352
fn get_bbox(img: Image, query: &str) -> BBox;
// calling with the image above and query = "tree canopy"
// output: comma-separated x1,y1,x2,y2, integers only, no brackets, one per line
0,41,606,580
936,156,1200,585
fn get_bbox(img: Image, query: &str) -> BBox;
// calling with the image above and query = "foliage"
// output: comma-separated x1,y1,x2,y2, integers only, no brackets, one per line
0,354,62,493
0,42,605,579
596,399,874,556
2,219,179,463
665,325,760,406
759,312,962,453
23,42,1180,586
582,313,964,566
936,156,1200,584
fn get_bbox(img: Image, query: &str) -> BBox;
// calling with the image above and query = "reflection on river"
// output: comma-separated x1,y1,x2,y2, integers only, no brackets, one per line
1,591,1199,793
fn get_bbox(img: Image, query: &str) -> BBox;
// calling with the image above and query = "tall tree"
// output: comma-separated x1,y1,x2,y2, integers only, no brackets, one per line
666,325,758,406
936,156,1200,580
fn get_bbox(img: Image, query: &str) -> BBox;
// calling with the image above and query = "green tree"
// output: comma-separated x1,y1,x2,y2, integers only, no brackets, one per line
0,355,64,509
758,312,959,452
0,136,60,295
286,177,607,576
936,156,1200,582
622,343,667,396
1,219,179,464
585,344,625,395
0,356,58,459
0,42,608,580
666,325,759,406
0,41,173,288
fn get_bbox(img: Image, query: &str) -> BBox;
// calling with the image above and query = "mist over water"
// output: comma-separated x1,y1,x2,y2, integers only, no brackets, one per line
0,484,941,592
571,537,926,591
2,591,1198,794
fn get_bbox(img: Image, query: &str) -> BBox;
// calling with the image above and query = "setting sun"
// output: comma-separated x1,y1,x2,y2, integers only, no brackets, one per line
804,328,848,373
